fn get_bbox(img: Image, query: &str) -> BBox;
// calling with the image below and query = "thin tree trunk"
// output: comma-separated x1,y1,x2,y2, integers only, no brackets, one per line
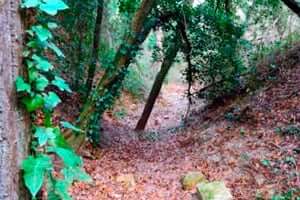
281,0,300,17
0,1,30,199
86,0,104,95
135,39,180,131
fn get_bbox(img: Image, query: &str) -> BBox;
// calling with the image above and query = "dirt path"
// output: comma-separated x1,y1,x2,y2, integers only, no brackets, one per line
70,72,300,200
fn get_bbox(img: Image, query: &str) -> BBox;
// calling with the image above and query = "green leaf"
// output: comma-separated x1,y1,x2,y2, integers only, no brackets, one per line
22,95,44,112
39,0,69,16
60,121,83,133
261,159,271,167
23,50,31,57
22,0,40,8
27,40,39,48
47,42,65,57
48,22,58,29
16,76,31,93
62,167,92,183
32,25,52,42
26,60,35,69
35,75,49,91
32,54,53,72
52,76,71,92
43,92,61,110
48,147,82,167
21,155,53,197
34,127,56,146
48,128,71,149
28,68,39,82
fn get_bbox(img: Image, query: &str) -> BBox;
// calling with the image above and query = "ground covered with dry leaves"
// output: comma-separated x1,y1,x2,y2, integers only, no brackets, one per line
69,55,300,199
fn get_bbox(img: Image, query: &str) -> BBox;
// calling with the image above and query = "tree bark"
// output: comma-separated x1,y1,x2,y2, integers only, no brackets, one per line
281,0,300,17
135,38,180,131
0,1,30,199
85,0,104,95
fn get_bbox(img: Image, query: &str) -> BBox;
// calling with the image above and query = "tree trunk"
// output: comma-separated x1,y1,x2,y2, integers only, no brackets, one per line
0,1,30,199
66,0,156,148
281,0,300,17
86,0,104,95
135,39,180,131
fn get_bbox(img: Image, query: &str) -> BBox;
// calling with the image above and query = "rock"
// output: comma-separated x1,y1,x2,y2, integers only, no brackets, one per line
116,174,136,190
181,171,207,190
197,181,233,200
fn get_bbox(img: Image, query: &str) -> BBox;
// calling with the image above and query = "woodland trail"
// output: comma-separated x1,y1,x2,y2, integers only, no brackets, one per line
70,66,300,199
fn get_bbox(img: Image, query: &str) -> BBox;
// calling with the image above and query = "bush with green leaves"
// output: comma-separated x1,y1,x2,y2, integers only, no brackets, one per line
18,0,90,199
187,2,247,101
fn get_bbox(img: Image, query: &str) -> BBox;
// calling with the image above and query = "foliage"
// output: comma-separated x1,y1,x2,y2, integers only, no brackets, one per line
18,0,90,199
275,124,300,137
271,189,300,200
188,2,247,101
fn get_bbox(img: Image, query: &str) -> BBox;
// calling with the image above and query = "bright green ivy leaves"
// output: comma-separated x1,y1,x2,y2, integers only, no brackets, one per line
18,0,90,199
22,155,53,197
22,0,69,16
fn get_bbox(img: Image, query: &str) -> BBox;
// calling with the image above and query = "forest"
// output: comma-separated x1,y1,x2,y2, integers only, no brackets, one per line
0,0,300,199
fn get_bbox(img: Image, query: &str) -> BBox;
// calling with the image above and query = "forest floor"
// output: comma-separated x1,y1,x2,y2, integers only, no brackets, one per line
69,50,300,199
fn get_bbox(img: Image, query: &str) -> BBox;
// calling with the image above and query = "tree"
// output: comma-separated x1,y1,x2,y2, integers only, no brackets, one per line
85,0,104,95
0,0,29,199
135,35,180,131
67,0,157,147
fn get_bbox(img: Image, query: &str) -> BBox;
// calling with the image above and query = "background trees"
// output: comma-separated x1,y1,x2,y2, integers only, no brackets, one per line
6,0,300,198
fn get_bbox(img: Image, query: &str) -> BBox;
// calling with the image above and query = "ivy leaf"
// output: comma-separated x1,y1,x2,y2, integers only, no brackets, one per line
52,76,71,92
28,68,39,82
60,121,83,133
22,95,44,112
26,60,35,69
48,128,71,149
21,0,40,8
35,75,49,91
16,76,31,93
62,167,92,183
34,127,56,146
47,42,65,57
32,54,53,72
47,147,82,167
32,25,52,42
44,92,61,110
39,0,69,16
21,155,53,197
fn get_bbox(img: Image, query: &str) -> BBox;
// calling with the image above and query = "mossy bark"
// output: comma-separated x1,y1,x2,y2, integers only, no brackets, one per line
0,0,30,199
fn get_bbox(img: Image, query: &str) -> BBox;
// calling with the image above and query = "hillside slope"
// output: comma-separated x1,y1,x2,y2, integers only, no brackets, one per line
70,45,300,199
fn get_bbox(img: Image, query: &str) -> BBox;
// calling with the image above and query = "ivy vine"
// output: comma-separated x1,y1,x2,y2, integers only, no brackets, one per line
17,0,91,199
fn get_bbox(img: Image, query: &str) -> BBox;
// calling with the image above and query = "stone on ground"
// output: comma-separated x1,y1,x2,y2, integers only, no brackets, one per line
197,181,233,200
181,171,207,190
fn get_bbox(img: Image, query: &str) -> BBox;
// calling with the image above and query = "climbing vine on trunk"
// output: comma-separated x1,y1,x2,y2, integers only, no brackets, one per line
18,0,90,199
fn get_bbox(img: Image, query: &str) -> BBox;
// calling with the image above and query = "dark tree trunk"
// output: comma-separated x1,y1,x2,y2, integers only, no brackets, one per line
0,1,30,199
86,0,104,95
281,0,300,17
135,40,180,131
